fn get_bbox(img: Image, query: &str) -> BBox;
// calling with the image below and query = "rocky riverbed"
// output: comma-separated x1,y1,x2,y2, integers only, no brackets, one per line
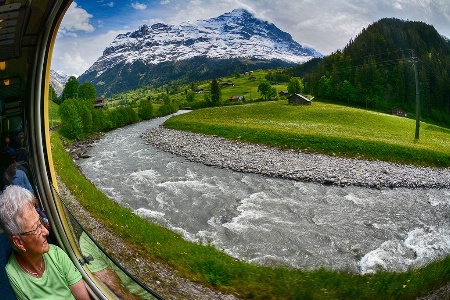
142,126,450,189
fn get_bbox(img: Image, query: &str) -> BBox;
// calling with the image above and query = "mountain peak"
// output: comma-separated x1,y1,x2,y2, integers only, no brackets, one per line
96,9,321,69
222,8,254,19
79,8,322,95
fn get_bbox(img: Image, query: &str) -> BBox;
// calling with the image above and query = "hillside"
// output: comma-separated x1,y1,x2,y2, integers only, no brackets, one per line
290,18,450,126
77,9,321,97
164,100,450,168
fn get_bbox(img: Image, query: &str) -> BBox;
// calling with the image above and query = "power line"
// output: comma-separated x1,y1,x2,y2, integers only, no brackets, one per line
316,48,422,139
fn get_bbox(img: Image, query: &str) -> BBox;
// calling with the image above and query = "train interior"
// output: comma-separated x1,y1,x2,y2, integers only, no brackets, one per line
0,1,162,299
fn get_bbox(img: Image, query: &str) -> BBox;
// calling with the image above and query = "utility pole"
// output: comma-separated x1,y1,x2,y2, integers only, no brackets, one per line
412,49,420,139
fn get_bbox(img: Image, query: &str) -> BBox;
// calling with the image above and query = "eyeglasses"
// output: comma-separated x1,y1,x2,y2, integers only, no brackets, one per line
19,217,45,236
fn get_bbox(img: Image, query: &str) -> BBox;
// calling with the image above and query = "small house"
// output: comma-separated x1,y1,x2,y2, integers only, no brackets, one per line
279,90,289,96
221,81,234,88
288,94,311,105
391,107,407,117
229,95,244,102
94,97,104,109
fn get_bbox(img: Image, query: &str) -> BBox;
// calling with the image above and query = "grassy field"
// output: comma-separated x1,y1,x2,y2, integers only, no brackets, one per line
50,98,450,299
195,70,288,102
165,100,450,167
49,100,61,127
108,69,290,105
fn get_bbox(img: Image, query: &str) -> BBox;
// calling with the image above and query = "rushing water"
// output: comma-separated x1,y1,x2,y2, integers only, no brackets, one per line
75,112,450,274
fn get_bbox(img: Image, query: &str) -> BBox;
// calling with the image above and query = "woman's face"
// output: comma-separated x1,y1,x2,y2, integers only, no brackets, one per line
17,204,50,255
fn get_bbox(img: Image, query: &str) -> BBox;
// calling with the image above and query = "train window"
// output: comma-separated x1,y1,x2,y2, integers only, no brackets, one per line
55,187,162,300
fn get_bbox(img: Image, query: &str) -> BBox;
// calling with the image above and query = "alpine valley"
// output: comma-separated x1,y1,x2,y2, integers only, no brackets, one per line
76,8,322,97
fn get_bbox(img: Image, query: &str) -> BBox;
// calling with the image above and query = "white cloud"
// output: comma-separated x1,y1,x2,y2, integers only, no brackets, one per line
97,0,114,7
53,29,127,76
59,2,95,35
132,2,147,10
160,0,171,4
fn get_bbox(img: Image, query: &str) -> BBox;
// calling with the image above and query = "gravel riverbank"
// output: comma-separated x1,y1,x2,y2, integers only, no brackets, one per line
142,126,450,189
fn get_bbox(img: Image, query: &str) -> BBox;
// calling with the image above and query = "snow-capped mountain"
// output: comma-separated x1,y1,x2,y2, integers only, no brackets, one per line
50,69,70,96
78,8,322,96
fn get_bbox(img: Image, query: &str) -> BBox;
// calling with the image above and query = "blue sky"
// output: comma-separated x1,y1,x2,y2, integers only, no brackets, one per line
52,0,450,76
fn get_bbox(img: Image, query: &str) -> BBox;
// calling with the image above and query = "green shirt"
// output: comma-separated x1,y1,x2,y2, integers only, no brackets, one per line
6,245,82,300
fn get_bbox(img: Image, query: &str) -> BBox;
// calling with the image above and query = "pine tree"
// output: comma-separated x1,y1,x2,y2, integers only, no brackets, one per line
210,79,221,106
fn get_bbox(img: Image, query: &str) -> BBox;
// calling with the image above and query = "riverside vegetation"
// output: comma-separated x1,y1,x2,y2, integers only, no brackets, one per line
51,99,450,299
164,100,450,168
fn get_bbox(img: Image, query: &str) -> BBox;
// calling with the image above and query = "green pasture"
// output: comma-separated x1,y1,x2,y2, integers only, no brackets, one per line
165,100,450,167
188,69,288,103
49,100,61,127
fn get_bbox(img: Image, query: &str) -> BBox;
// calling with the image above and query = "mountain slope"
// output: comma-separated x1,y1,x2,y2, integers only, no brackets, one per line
294,18,450,125
78,8,321,96
50,69,70,96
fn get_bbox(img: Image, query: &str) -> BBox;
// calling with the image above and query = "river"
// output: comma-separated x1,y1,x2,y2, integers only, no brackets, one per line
75,112,450,274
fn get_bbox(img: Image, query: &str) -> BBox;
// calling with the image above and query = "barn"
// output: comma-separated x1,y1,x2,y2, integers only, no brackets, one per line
288,94,311,105
391,107,407,117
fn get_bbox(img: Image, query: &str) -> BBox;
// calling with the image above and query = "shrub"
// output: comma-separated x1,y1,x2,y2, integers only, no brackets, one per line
59,98,84,140
138,99,153,120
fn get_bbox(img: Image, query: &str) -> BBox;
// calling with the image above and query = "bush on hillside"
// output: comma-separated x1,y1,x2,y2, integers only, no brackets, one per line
59,98,84,140
138,99,153,120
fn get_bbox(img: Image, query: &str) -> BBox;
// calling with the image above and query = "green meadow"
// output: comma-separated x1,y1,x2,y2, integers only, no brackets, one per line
49,100,61,127
165,100,450,167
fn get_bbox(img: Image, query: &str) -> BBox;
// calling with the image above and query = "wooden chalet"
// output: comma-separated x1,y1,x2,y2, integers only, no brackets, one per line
229,95,244,102
288,93,311,105
391,107,407,117
94,97,104,109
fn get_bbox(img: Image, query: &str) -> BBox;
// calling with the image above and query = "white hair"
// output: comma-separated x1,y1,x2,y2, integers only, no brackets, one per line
0,185,35,239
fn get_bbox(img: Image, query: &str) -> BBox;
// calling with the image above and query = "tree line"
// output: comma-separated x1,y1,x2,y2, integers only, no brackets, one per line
286,18,450,126
52,77,178,141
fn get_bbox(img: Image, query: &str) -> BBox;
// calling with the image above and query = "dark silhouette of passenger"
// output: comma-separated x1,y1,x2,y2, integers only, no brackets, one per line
13,132,30,165
3,156,34,194
2,135,16,156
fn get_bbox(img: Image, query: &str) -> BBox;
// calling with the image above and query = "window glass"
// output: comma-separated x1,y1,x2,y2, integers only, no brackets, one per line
58,191,161,300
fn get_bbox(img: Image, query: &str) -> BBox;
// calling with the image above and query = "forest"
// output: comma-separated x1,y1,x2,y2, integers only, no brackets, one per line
287,18,450,126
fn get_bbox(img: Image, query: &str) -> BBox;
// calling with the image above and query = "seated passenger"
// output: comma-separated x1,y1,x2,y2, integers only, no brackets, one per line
13,132,30,165
79,232,152,300
2,135,16,156
0,185,91,300
3,157,34,194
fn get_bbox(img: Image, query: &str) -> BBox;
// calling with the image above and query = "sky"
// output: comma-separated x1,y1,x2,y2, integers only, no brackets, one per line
51,0,450,77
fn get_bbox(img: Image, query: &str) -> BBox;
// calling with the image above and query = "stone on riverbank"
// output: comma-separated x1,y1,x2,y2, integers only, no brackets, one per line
141,126,450,189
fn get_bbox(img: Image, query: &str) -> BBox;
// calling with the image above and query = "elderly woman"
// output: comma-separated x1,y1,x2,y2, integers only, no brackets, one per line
0,185,91,300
